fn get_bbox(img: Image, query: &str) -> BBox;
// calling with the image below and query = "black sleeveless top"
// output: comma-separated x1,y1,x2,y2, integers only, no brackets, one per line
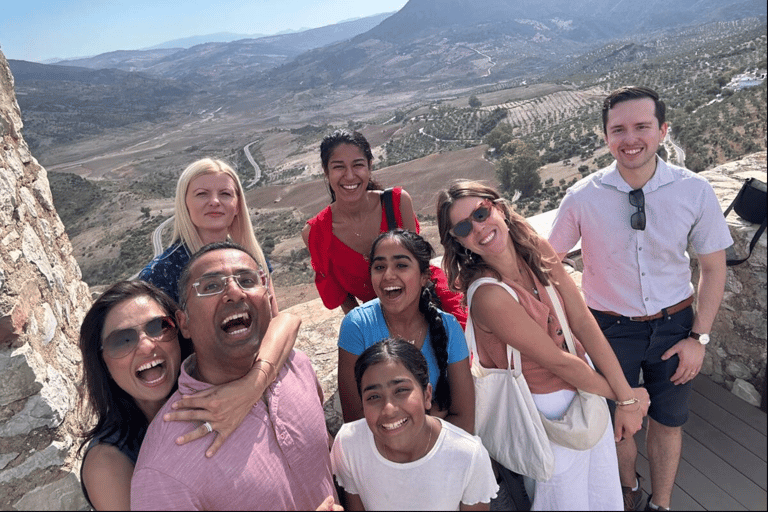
80,425,147,508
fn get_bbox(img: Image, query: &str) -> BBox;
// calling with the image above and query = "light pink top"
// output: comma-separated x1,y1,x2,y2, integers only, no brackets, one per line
131,350,336,511
473,273,588,395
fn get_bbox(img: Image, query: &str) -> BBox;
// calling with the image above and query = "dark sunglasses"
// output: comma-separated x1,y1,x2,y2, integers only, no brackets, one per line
629,188,646,231
450,200,493,238
101,316,177,359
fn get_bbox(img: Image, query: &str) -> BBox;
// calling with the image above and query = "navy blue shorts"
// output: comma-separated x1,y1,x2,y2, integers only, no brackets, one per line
591,306,694,427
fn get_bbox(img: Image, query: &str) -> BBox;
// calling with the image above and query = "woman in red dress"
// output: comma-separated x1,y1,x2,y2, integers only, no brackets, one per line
302,130,466,327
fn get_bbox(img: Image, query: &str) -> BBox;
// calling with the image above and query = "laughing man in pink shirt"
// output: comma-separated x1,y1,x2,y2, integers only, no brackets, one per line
131,241,338,511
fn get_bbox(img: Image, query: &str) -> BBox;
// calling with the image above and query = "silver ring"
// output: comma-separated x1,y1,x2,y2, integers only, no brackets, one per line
203,421,213,434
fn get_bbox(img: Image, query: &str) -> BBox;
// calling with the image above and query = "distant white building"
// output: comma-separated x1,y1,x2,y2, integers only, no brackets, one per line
725,70,766,91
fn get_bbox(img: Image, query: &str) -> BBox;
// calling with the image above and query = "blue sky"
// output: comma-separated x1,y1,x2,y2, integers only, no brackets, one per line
0,0,408,62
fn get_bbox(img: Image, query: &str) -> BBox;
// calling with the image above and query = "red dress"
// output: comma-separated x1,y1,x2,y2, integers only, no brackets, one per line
306,187,467,327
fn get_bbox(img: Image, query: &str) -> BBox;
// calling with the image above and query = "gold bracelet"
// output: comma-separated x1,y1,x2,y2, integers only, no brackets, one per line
255,365,273,384
616,397,639,406
256,359,277,381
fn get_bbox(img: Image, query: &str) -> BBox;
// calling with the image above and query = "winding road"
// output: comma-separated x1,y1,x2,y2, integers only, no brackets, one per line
243,141,262,188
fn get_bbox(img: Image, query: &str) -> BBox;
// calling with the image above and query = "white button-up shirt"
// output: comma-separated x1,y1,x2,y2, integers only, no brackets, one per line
549,158,732,318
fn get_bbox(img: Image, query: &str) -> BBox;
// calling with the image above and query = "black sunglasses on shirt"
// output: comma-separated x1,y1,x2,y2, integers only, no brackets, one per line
629,188,646,231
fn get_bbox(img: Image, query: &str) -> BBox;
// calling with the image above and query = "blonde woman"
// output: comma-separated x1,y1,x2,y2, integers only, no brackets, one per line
138,157,299,457
140,158,268,306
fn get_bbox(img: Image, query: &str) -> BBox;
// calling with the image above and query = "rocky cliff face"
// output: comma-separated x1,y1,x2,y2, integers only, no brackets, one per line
0,51,92,510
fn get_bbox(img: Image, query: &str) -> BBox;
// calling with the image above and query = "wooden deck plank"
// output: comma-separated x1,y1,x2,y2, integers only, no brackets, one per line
636,427,748,511
683,411,767,491
636,448,704,510
689,390,767,462
681,430,767,510
692,376,767,435
607,376,767,510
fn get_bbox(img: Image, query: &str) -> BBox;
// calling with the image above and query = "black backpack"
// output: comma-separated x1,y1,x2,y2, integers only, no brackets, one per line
724,177,767,266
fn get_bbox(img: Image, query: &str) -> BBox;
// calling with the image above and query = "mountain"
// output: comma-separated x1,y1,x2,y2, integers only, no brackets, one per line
260,0,766,91
145,32,268,50
54,12,394,77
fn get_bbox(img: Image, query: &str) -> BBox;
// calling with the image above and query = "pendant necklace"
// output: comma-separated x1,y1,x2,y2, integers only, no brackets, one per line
381,308,425,346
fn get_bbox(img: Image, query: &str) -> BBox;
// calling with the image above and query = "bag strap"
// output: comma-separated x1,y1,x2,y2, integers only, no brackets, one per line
726,217,767,266
544,285,576,355
723,178,749,218
380,188,397,231
466,278,520,375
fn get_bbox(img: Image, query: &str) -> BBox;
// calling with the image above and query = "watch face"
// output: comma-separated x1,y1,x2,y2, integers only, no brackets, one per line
698,334,710,345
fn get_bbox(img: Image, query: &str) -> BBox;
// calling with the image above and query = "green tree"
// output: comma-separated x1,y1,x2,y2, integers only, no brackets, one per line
140,206,151,218
485,123,514,152
496,153,542,198
469,95,482,108
501,139,537,158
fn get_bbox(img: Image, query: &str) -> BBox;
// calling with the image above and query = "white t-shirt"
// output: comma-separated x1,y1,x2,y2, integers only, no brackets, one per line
331,418,498,511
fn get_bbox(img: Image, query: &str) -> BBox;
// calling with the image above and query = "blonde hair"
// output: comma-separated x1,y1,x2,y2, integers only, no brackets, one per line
172,158,268,275
436,180,554,296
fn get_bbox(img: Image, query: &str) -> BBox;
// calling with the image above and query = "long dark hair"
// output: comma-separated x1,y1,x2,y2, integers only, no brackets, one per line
368,229,451,412
77,280,190,456
320,129,382,202
436,180,555,297
354,337,431,399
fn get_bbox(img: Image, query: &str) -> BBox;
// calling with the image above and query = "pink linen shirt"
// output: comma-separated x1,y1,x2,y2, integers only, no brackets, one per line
130,350,335,511
549,158,732,318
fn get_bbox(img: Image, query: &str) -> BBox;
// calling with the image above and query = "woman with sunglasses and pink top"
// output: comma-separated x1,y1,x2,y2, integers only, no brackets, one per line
77,279,297,510
436,180,650,510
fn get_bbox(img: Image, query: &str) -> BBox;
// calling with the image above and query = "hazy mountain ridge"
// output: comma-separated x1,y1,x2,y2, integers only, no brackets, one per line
261,0,766,91
54,12,394,77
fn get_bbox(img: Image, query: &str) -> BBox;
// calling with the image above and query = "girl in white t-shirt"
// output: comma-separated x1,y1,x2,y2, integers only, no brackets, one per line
331,338,498,511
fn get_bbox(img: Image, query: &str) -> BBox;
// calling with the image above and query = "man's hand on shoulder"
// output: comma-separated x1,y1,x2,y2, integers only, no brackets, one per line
662,337,705,385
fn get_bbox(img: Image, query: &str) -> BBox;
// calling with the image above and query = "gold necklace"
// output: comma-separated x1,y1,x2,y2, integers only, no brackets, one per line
423,417,434,458
381,307,426,345
516,256,539,297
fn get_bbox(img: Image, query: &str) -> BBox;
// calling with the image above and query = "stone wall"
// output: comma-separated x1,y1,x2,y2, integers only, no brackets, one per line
696,152,767,408
0,51,93,510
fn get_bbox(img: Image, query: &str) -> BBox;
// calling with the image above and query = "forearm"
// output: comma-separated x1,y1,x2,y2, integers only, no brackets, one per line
243,312,301,401
549,352,618,399
692,250,727,334
571,319,634,402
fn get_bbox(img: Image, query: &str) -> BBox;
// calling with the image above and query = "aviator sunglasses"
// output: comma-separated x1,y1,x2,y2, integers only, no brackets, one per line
629,188,646,230
101,316,177,359
450,199,493,238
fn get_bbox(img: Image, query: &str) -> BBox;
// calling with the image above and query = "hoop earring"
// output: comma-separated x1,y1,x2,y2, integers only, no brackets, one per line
462,246,474,261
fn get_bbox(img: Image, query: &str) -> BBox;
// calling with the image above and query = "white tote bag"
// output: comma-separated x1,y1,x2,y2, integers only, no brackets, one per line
466,278,555,482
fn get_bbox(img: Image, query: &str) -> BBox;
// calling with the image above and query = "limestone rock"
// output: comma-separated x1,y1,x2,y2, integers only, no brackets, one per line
0,51,93,510
731,378,761,407
695,152,767,402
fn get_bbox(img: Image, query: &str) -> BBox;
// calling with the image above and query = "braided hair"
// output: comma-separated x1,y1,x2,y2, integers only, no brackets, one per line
369,229,452,412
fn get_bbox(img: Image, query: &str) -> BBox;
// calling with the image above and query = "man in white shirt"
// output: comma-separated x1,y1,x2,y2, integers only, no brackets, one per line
549,86,732,511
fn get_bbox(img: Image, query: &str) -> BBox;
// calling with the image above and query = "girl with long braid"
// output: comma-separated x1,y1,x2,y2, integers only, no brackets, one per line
336,230,474,433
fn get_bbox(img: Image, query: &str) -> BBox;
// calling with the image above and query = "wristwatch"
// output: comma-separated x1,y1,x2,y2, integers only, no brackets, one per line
689,332,710,345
